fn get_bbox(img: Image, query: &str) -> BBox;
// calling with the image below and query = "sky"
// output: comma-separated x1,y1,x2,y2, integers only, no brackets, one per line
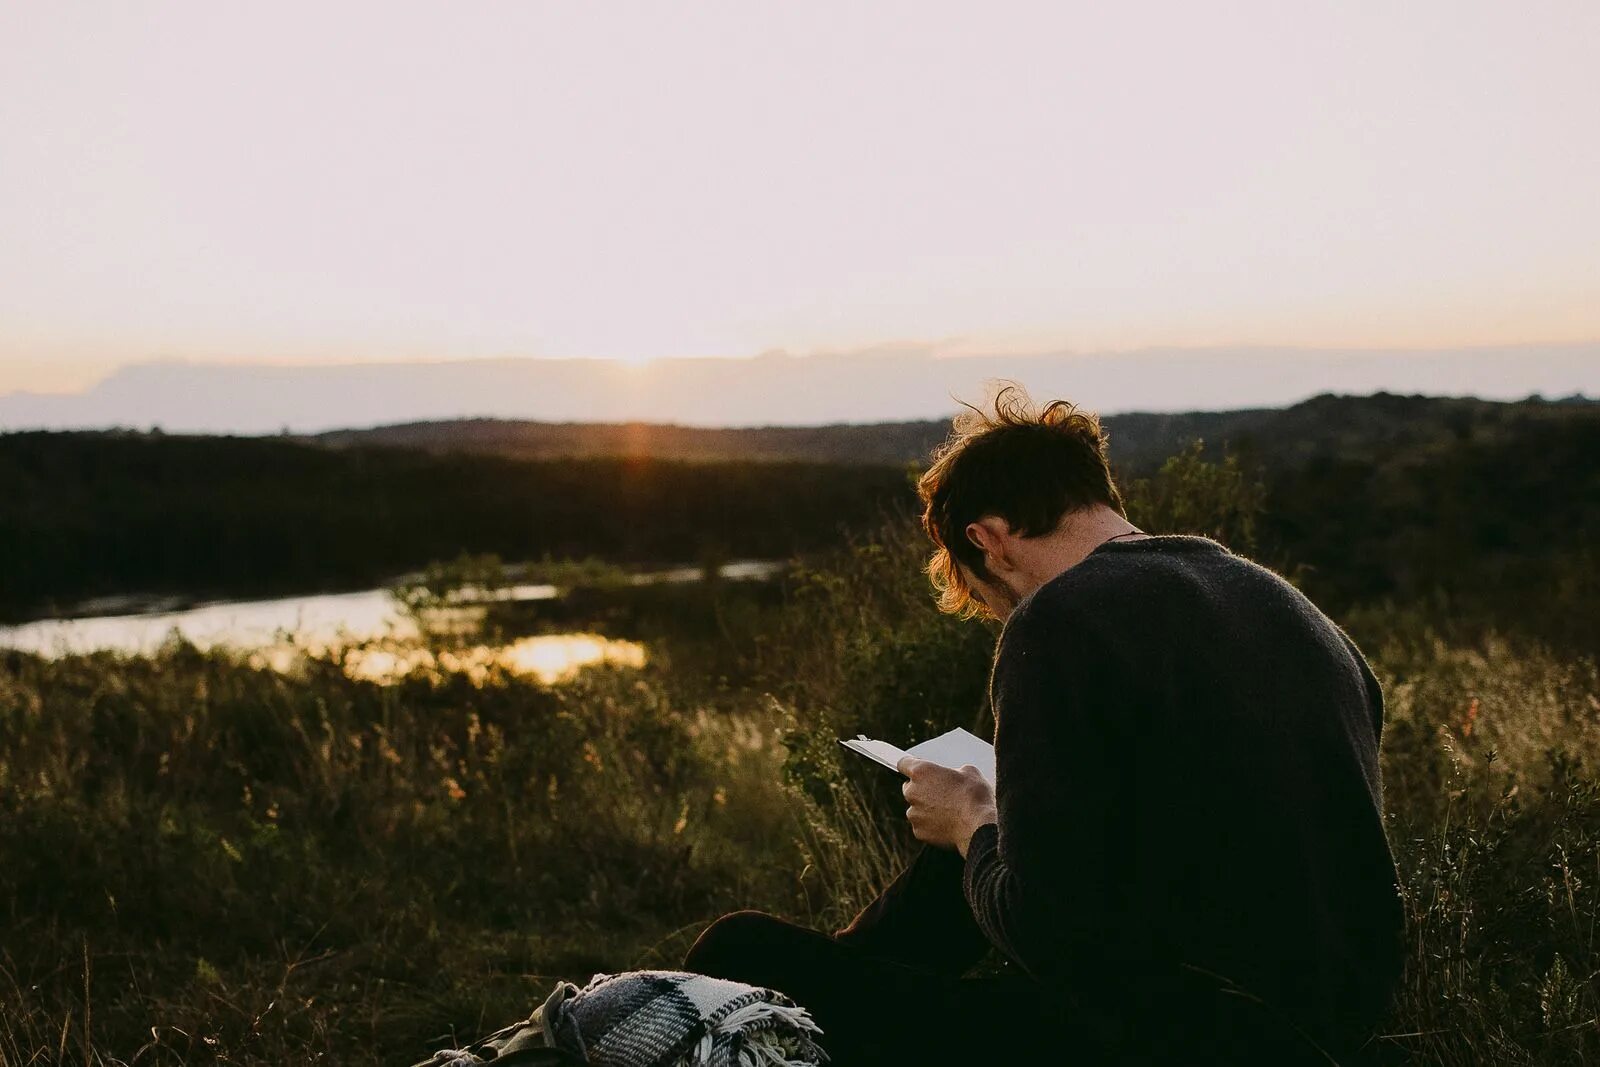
2,1,1597,404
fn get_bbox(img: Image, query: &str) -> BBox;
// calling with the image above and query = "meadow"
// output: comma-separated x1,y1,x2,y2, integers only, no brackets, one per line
3,443,1598,1065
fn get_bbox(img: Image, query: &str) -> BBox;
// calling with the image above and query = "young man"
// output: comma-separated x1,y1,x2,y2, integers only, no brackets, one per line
684,388,1404,1065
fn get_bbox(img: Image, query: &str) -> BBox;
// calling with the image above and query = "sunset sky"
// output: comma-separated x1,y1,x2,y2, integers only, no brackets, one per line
2,1,1597,400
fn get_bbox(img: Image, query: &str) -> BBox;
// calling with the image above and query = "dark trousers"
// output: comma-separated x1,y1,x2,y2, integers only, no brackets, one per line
682,846,1356,1066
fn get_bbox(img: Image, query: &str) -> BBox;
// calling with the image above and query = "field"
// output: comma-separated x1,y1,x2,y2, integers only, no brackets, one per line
3,427,1599,1064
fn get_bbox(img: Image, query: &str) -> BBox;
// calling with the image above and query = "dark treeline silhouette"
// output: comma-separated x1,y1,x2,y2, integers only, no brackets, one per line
1259,410,1600,651
313,417,956,466
0,434,911,618
312,391,1595,470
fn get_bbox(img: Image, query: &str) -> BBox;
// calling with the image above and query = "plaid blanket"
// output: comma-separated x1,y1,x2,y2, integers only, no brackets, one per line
416,970,827,1067
543,970,828,1067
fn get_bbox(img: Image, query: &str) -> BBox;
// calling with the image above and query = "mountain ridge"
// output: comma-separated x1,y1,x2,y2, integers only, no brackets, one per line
306,391,1598,473
4,341,1596,434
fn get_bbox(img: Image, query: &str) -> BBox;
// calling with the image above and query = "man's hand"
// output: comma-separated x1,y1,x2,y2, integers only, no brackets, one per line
896,757,998,857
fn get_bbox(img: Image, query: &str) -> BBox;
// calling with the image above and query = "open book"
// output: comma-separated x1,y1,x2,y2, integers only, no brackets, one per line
839,727,996,786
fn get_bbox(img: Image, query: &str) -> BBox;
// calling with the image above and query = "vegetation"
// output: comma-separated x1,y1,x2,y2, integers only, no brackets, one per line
0,433,910,619
312,416,957,466
310,392,1597,471
6,393,1596,652
0,646,794,1064
3,424,1598,1063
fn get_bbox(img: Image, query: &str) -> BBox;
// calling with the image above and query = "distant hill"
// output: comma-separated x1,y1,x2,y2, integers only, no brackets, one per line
312,418,954,467
4,342,1597,434
312,391,1599,474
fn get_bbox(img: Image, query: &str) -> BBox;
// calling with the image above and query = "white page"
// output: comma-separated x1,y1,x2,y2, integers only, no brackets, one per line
906,727,995,785
839,736,911,772
839,727,995,785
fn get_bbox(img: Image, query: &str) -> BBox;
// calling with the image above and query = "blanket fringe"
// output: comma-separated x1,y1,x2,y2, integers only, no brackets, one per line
713,998,823,1037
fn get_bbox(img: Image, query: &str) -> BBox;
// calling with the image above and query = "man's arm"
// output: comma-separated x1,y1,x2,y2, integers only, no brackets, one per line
1336,626,1385,742
960,600,1132,979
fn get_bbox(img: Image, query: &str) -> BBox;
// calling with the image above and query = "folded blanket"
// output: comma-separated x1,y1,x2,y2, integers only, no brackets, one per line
414,970,827,1067
542,970,827,1067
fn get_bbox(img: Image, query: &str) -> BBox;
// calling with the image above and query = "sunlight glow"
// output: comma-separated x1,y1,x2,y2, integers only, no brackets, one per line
339,634,647,686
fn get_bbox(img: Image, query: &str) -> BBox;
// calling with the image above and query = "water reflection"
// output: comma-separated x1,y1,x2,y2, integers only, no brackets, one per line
0,578,682,685
0,560,779,683
0,588,419,657
336,634,647,685
0,559,779,659
5,608,648,686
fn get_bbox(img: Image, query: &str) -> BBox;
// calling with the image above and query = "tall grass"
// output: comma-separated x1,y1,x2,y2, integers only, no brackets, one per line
0,646,800,1064
1369,625,1600,1064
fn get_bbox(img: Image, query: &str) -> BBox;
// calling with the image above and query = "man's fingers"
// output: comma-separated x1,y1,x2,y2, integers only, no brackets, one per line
896,755,922,776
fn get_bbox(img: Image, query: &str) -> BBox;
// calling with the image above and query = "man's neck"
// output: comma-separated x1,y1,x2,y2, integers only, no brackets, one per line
1014,508,1148,598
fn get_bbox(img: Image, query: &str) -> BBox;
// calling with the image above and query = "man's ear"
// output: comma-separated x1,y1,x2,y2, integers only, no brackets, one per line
964,516,1012,570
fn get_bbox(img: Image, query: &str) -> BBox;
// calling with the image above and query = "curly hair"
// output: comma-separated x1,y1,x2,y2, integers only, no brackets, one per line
917,382,1125,618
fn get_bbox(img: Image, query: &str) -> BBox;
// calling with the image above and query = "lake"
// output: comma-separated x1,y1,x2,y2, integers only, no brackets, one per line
0,560,783,684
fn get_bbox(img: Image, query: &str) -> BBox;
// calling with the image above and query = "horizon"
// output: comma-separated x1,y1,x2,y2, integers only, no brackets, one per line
7,392,1591,445
9,335,1600,396
4,341,1598,434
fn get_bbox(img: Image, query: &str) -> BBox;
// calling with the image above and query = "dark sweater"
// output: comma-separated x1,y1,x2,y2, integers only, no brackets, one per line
961,534,1404,1049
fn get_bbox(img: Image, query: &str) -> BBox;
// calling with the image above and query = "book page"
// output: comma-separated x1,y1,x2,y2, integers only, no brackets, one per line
839,727,995,785
906,727,995,785
839,736,910,772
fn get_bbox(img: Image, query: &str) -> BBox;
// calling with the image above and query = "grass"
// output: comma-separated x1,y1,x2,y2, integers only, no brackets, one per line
0,647,801,1064
1361,621,1600,1064
3,514,1598,1063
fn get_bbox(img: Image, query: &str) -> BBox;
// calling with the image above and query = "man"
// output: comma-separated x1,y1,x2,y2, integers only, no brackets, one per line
684,387,1404,1065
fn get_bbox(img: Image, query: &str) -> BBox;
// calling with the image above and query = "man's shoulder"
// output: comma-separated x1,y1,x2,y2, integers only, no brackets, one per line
993,560,1126,672
1022,534,1238,613
1010,535,1320,646
999,573,1096,652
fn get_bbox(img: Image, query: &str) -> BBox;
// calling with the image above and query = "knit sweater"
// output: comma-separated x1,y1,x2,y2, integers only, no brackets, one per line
961,534,1404,1049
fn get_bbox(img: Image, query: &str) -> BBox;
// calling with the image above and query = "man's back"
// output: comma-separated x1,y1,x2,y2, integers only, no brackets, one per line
961,533,1404,1053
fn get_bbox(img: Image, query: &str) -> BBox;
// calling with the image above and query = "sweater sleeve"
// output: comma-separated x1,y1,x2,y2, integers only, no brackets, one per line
961,600,1128,980
1336,627,1385,742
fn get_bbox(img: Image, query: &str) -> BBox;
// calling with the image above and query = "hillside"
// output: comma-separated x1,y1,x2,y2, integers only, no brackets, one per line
313,417,953,467
311,392,1598,474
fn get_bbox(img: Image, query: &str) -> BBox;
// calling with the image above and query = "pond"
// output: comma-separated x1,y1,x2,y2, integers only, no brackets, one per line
0,560,782,684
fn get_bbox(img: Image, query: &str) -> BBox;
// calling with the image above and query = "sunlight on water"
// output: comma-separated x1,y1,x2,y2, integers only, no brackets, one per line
499,633,647,680
0,589,418,656
0,561,778,659
338,634,646,685
0,560,779,684
0,592,646,685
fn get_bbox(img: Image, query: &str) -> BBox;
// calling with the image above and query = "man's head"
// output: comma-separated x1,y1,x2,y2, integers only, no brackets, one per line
917,383,1127,621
